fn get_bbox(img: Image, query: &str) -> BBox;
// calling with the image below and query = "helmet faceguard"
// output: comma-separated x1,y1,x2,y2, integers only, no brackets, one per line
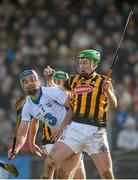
19,70,40,95
77,49,101,64
19,70,39,82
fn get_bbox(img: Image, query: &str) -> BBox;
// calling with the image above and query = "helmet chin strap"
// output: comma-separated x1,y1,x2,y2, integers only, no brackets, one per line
90,61,97,70
81,62,98,77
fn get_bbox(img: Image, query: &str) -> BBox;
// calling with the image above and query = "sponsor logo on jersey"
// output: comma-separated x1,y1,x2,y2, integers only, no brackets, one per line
74,85,93,94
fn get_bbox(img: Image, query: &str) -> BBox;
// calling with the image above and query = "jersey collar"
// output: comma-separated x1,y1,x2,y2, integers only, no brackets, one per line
30,87,42,104
81,71,96,79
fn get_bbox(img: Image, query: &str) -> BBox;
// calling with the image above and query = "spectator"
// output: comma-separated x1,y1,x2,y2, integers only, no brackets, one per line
116,115,138,151
0,108,13,153
0,0,137,156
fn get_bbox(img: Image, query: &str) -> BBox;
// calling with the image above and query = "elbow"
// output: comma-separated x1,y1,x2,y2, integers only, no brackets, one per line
110,101,117,109
20,134,28,143
111,104,117,109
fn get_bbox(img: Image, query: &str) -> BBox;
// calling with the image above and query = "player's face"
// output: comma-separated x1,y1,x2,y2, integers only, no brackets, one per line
54,79,65,87
78,58,97,74
21,76,40,95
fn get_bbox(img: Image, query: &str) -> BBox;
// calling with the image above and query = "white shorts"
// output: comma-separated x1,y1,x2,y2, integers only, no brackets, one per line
58,122,109,155
42,143,54,155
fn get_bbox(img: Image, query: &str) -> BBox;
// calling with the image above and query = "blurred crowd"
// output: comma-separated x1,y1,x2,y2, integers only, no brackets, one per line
0,0,137,154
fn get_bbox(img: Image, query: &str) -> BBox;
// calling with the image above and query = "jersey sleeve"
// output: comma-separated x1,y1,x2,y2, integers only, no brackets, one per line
62,75,76,91
62,78,72,91
49,87,68,105
21,101,32,122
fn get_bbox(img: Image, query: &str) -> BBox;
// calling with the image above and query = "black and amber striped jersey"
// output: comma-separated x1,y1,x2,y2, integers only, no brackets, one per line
42,123,54,145
63,72,112,127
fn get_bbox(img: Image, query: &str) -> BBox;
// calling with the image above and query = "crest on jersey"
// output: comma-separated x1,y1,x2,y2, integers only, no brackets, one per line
74,85,93,94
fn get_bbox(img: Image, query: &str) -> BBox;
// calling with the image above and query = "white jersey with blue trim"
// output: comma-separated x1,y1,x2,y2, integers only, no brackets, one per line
21,86,68,128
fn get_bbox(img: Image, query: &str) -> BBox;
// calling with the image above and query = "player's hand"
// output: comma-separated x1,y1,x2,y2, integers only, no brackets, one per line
8,149,17,160
102,80,111,93
29,143,44,157
43,66,55,80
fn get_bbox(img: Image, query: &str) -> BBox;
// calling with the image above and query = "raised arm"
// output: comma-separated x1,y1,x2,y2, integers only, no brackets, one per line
43,66,55,87
102,80,117,109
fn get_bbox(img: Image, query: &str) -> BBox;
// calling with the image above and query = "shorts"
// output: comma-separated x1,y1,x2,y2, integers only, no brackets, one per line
42,143,54,155
58,122,109,155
